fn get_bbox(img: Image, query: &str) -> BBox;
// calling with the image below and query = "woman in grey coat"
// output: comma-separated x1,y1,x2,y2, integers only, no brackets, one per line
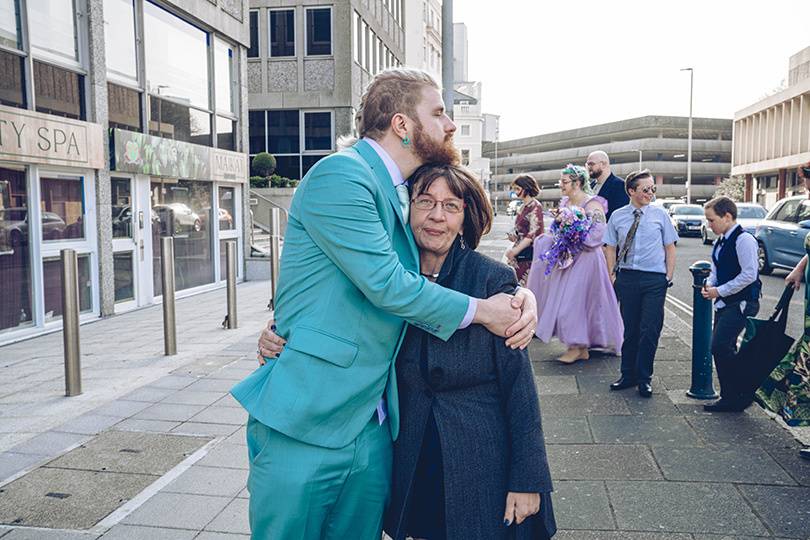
384,164,555,540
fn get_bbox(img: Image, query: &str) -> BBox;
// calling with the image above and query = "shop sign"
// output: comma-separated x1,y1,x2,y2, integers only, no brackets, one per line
0,105,105,169
111,129,247,183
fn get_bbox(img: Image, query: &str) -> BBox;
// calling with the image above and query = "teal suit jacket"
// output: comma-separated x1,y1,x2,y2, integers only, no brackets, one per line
232,140,469,449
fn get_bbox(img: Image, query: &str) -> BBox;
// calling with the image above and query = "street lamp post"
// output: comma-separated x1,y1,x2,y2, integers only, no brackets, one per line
681,68,694,204
636,149,642,172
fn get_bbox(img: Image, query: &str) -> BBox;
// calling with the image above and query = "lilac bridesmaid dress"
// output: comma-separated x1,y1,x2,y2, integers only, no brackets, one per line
526,196,624,352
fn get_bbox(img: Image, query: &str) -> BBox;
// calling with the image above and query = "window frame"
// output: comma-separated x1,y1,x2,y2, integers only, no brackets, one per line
268,7,295,59
302,109,334,153
304,6,332,58
247,9,259,58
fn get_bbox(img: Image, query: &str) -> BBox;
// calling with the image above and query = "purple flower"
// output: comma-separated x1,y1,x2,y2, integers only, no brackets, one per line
538,206,594,276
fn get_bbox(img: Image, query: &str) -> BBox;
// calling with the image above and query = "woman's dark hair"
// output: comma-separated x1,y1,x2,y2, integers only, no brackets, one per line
704,196,737,220
511,174,540,198
625,169,653,194
800,162,810,179
409,164,493,249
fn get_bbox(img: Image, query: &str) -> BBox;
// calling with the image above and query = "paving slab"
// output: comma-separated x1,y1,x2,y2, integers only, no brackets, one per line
622,392,683,416
45,431,210,475
607,481,768,535
547,444,662,480
132,403,208,423
159,391,223,407
764,446,810,487
550,481,615,531
195,443,248,470
0,453,45,483
535,375,578,396
686,416,800,448
1,529,99,539
98,524,197,539
187,407,247,426
170,423,241,438
588,416,701,446
652,446,797,485
538,394,632,417
194,533,249,540
554,532,693,540
113,419,180,434
738,485,810,538
541,417,594,445
162,465,247,497
0,468,156,530
203,498,249,535
56,414,123,436
121,493,231,530
148,375,199,390
183,379,240,394
118,387,176,404
574,375,617,395
9,432,89,457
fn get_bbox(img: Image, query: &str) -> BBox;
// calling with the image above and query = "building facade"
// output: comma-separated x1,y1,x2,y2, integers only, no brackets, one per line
0,0,251,344
484,116,732,204
731,47,810,209
246,0,404,181
404,0,441,82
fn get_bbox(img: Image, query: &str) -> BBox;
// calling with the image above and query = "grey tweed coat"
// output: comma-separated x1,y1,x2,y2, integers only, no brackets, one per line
384,240,556,540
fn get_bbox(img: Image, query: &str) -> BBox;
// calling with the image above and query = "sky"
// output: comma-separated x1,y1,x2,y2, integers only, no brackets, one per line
453,0,810,141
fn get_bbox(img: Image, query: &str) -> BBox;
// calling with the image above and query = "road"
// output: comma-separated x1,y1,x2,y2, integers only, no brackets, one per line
481,214,806,341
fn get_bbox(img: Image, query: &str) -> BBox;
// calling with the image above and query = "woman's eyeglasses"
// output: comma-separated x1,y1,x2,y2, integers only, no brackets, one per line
412,196,465,214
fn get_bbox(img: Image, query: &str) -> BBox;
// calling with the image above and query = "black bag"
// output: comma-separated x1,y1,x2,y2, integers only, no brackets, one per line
515,245,534,262
733,285,795,403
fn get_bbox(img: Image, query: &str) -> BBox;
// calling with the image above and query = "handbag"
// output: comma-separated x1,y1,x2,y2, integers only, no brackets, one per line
733,285,795,404
515,245,534,262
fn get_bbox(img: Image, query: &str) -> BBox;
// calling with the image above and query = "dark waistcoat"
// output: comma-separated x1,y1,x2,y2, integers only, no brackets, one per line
712,225,760,304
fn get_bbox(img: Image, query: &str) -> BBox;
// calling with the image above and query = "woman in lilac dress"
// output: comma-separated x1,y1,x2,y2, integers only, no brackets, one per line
526,164,623,364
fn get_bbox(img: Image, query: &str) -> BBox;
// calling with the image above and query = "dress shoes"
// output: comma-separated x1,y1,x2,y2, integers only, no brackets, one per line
703,399,746,412
609,377,637,391
800,448,810,461
638,382,653,398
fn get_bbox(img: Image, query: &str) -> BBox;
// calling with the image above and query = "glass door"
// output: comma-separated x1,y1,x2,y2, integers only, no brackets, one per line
111,175,154,309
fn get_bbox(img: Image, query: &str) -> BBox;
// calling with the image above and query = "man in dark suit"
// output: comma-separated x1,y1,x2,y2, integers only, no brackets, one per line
587,150,629,220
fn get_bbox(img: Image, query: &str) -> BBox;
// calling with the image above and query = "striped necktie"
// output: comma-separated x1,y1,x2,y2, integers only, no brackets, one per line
395,183,410,222
614,208,642,275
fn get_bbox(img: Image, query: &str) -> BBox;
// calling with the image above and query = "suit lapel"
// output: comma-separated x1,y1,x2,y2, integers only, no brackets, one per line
354,140,420,267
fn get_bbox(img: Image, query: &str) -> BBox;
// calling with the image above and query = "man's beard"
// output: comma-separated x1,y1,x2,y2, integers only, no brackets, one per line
412,122,460,165
589,166,603,179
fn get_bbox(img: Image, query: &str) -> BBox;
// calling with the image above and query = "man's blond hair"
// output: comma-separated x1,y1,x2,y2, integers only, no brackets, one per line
358,68,439,139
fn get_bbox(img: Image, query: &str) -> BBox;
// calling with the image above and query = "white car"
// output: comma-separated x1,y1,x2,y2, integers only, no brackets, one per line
651,197,686,212
701,203,767,244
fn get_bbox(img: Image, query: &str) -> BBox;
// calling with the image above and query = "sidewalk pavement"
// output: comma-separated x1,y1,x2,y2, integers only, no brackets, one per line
0,245,809,538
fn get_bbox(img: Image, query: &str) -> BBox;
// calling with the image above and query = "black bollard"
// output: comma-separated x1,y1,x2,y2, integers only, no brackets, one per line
687,261,719,399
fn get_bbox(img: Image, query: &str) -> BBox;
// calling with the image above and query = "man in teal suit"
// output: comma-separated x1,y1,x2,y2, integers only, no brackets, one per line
232,68,537,540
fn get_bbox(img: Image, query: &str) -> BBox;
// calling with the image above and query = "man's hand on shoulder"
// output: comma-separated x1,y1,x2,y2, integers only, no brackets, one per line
257,318,286,365
473,288,537,350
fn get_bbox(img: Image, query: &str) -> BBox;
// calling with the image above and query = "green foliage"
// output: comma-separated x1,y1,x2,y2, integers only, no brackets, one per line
714,177,745,201
252,152,277,177
269,174,299,188
250,176,268,188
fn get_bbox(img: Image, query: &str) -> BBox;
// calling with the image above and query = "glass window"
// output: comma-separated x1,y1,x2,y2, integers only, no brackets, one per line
270,9,295,57
113,251,134,302
28,0,78,63
103,0,137,82
274,155,299,180
218,186,235,231
144,1,209,110
216,116,236,151
150,179,214,295
108,83,142,132
352,12,359,64
149,97,212,146
0,167,32,333
40,176,85,241
0,48,25,109
215,39,236,114
461,125,470,136
302,155,326,177
797,200,810,223
268,110,299,154
0,0,20,50
248,10,259,58
774,199,800,223
43,254,92,320
34,60,85,120
304,112,331,151
306,8,331,56
249,110,266,154
461,149,470,165
110,178,132,239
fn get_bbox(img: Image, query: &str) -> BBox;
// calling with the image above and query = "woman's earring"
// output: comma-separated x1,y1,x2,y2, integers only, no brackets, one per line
460,234,466,250
402,135,411,146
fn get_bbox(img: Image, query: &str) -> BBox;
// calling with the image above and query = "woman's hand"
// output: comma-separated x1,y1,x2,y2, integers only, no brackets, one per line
257,319,286,364
786,268,803,290
506,231,517,243
505,248,517,263
503,492,541,526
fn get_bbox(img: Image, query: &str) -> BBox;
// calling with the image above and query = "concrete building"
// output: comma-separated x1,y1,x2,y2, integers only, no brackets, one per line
451,23,489,182
732,46,810,208
247,0,404,181
483,113,500,144
0,0,251,344
404,0,442,81
452,21,467,83
484,116,732,205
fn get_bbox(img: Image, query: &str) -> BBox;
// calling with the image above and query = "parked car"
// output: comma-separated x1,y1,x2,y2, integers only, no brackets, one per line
0,208,65,249
153,203,201,234
669,204,704,237
506,199,524,216
651,197,686,212
755,195,810,275
701,203,767,244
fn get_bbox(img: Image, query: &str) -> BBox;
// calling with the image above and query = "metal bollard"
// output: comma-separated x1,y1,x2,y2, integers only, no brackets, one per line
687,261,719,399
269,208,281,310
161,237,177,356
225,240,237,329
60,249,82,397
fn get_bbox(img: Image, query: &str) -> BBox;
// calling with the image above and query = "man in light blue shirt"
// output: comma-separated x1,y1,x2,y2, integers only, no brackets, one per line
605,169,678,397
700,196,760,412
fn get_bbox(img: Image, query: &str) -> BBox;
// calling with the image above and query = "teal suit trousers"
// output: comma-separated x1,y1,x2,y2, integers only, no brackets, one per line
246,414,393,540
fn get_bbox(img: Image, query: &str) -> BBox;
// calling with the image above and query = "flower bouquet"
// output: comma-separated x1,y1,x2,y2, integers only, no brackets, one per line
538,206,593,276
